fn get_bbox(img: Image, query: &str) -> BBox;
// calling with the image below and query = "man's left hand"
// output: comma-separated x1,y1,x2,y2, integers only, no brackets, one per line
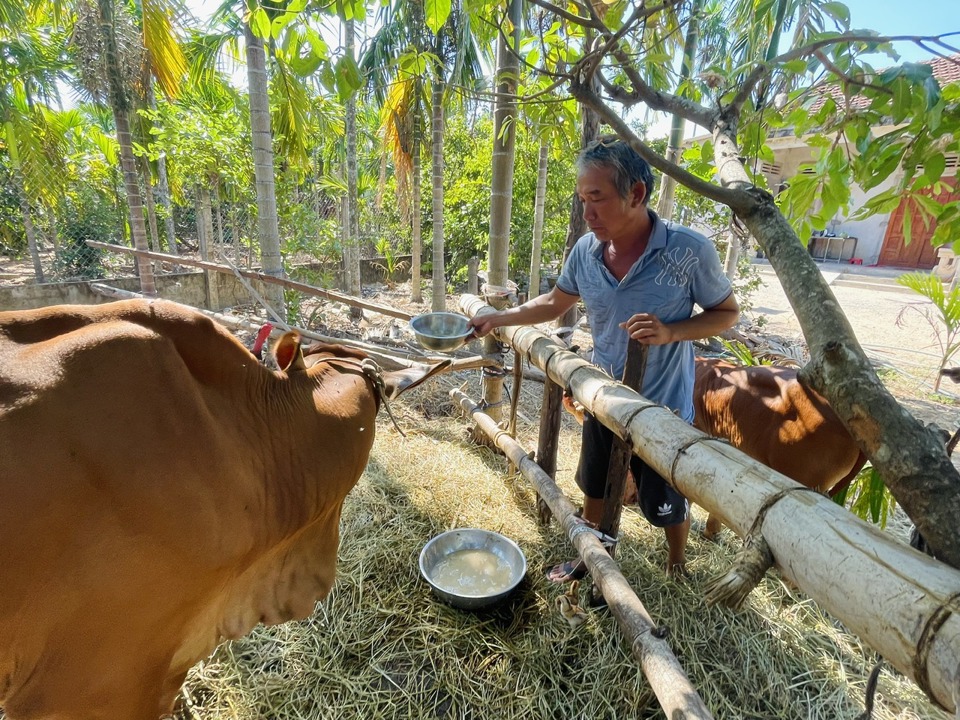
619,313,673,345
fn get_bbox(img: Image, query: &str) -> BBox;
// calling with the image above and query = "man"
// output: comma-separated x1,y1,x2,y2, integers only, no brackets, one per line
469,137,739,579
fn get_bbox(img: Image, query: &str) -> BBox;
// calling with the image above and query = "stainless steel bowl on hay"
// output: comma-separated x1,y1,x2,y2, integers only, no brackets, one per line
419,528,527,610
409,312,473,353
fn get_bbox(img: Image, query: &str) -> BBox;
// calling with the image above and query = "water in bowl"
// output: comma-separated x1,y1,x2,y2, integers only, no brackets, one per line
430,548,515,597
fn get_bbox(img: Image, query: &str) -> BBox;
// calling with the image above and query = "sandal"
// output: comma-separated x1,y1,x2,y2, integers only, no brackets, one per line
545,558,589,583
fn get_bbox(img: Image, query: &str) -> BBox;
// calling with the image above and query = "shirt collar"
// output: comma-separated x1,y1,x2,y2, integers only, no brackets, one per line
586,208,668,258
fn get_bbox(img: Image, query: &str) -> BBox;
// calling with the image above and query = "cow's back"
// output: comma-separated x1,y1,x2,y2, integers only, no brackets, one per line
693,357,865,493
0,300,377,719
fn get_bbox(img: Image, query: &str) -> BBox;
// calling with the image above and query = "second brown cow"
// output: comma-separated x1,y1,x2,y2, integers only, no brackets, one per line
693,357,866,538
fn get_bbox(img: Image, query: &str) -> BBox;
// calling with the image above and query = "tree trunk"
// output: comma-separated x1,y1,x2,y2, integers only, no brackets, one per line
482,0,523,421
156,152,177,255
12,168,44,282
528,139,549,299
232,205,241,264
198,184,219,310
430,73,446,312
245,21,286,321
113,109,156,295
139,155,161,253
39,198,59,256
655,0,703,221
411,112,423,304
738,191,960,569
343,18,362,314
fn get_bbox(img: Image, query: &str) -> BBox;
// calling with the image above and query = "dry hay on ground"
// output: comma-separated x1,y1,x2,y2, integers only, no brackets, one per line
175,370,946,720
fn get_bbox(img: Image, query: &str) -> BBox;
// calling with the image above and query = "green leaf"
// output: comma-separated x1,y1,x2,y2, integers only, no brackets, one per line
783,59,808,75
821,2,851,28
924,153,946,183
903,200,913,244
701,140,714,164
335,56,363,102
425,0,452,34
892,79,911,123
251,7,271,40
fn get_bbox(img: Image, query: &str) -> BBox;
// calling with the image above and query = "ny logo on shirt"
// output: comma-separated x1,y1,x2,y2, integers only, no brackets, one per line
655,247,700,287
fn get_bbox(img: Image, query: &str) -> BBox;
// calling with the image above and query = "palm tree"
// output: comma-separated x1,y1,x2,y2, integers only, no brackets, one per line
343,16,361,303
70,0,187,296
363,0,487,310
243,16,286,318
0,19,72,281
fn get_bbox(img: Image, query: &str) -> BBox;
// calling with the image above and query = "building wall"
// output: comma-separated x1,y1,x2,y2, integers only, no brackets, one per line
769,145,902,266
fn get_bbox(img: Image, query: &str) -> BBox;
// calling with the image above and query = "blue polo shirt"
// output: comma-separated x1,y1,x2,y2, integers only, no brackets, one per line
555,211,732,422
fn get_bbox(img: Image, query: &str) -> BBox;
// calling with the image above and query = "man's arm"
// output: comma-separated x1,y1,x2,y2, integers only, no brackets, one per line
619,292,740,345
469,286,580,338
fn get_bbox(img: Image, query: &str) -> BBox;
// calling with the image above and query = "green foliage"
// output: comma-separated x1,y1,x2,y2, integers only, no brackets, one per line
895,271,960,391
52,188,112,280
718,339,770,366
372,237,410,283
439,114,577,288
832,465,898,528
0,159,25,253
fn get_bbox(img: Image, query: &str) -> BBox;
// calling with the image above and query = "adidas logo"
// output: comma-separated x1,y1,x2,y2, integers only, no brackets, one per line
657,502,673,517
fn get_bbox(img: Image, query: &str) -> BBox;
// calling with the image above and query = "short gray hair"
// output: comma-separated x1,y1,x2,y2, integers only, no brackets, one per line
576,135,656,204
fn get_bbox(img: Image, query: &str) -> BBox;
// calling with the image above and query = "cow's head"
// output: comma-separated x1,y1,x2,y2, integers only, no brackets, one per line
275,332,452,401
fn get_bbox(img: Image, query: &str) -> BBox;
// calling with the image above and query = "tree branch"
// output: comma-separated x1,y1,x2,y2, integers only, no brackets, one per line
569,78,755,213
526,0,601,30
603,46,717,128
727,32,954,115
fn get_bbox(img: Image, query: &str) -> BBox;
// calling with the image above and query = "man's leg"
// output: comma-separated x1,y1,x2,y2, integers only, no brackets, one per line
664,515,690,577
632,457,690,577
545,415,609,583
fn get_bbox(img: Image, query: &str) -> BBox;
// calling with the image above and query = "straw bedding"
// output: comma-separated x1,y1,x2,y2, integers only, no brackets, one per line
169,369,945,720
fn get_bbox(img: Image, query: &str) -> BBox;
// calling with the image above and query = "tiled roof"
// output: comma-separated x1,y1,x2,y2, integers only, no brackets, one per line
927,53,960,85
807,52,960,113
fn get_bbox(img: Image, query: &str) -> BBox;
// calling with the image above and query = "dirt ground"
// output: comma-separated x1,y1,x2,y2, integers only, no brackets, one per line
745,261,960,436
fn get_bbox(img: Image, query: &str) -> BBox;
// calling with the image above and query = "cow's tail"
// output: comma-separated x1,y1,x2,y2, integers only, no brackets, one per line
827,450,869,497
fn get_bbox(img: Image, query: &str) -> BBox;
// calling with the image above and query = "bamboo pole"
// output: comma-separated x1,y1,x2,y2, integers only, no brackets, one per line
459,293,960,713
86,241,414,321
450,388,715,720
88,285,496,376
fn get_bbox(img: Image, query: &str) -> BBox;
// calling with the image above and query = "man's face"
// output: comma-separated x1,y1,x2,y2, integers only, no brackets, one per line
576,165,646,243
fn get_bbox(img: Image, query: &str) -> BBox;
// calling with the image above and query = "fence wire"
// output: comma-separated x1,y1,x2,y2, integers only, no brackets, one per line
0,160,412,300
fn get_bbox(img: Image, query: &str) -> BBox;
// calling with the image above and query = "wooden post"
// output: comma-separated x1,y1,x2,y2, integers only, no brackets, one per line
599,340,648,540
534,379,564,524
467,256,479,295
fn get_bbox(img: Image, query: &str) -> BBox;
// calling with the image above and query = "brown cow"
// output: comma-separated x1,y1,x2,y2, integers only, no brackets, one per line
0,299,448,720
561,359,865,536
693,357,866,539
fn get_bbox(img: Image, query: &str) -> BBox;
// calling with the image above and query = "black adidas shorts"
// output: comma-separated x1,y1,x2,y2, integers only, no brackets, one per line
576,413,688,528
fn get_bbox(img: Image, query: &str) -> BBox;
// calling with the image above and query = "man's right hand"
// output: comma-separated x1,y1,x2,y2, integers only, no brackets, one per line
468,313,501,338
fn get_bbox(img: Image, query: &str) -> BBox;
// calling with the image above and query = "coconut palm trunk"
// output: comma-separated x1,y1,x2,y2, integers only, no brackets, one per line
245,21,286,321
430,73,446,312
528,139,549,299
411,113,423,303
113,108,156,295
344,17,362,308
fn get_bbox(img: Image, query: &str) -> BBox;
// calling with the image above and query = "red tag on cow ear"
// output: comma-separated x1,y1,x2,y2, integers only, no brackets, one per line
274,332,306,372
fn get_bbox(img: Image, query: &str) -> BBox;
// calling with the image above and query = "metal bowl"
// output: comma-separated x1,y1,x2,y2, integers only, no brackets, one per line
419,528,527,610
409,312,473,353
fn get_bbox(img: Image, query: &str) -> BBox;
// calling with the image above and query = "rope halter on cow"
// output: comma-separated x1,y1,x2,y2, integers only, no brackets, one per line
305,354,406,438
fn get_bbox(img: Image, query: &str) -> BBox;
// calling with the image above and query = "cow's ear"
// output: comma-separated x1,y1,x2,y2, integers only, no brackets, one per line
382,358,452,400
274,332,306,372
